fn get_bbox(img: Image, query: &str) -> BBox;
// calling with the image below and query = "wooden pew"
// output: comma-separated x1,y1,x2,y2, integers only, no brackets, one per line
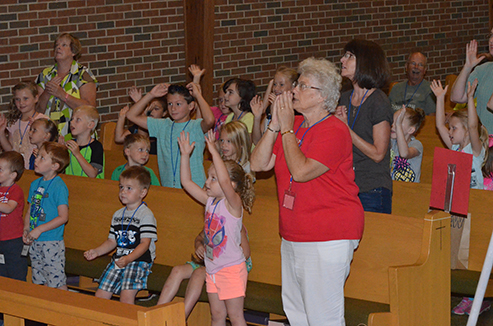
393,181,493,297
0,276,185,326
14,171,450,326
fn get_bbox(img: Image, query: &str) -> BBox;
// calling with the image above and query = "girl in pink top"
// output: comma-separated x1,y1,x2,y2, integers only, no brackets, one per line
178,129,254,326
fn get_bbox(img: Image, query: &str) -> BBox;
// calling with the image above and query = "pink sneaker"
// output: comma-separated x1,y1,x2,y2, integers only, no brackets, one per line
465,300,491,315
452,297,473,315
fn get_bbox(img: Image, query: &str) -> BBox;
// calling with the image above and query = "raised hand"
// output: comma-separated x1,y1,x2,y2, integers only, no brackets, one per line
204,129,218,154
250,95,264,117
128,86,142,103
277,92,295,132
178,131,195,156
465,40,485,69
430,80,448,98
119,105,130,119
186,82,202,97
188,64,205,80
466,79,478,99
149,83,169,98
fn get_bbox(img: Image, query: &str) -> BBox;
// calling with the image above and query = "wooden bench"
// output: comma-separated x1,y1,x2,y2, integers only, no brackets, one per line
14,171,451,325
393,181,493,297
0,276,185,326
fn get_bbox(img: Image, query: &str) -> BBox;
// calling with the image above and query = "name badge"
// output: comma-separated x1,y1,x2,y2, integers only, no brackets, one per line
21,245,30,257
206,245,214,261
0,254,5,264
282,189,296,210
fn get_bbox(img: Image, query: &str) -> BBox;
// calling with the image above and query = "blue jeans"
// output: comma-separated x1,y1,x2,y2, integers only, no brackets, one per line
358,187,392,214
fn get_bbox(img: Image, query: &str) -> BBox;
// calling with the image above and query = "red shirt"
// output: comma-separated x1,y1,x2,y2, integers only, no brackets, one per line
273,115,364,242
0,184,25,241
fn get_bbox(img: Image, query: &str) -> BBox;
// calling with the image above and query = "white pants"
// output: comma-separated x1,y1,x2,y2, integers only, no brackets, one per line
281,238,359,326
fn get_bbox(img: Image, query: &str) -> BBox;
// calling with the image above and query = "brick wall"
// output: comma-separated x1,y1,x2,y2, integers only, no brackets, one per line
1,0,491,123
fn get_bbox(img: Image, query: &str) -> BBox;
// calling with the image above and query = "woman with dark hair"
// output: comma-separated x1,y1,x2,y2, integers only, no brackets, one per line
35,33,98,137
336,39,393,213
223,78,256,133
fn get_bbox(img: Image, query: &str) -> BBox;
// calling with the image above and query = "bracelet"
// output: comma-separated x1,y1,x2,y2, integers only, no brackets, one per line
64,92,70,101
281,130,294,136
267,126,280,133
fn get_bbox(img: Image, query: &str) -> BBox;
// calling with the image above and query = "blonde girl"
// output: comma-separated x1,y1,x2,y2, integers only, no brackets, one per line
251,66,298,145
27,118,58,170
0,82,49,168
390,106,426,182
432,79,488,189
178,129,254,326
219,121,252,175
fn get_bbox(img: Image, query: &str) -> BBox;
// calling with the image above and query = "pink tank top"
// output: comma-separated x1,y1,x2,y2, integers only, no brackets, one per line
204,197,245,274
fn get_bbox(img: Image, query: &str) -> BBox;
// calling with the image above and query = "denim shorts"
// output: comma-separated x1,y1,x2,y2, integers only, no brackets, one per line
358,187,392,214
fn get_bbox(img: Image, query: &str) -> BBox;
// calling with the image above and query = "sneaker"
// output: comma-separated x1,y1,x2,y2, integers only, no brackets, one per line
452,297,473,315
465,300,491,315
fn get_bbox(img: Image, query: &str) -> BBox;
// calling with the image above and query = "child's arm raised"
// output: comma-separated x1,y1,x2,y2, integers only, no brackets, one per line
24,204,69,244
115,238,151,268
127,84,169,130
84,238,117,261
431,80,453,149
0,115,13,151
467,79,482,157
66,140,99,178
187,82,215,133
189,65,205,85
114,106,131,144
394,107,420,159
178,131,208,204
205,130,243,217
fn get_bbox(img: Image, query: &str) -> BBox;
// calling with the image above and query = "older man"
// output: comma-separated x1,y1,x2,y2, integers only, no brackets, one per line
389,52,436,115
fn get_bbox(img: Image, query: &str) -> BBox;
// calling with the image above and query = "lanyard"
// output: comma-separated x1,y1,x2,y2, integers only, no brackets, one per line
235,111,245,121
170,119,191,187
403,80,423,107
121,202,144,234
214,113,225,133
205,198,221,245
348,89,369,130
30,177,55,229
68,140,91,176
18,112,37,145
288,114,331,186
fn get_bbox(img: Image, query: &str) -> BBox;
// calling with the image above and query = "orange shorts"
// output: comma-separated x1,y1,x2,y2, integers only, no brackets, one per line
206,263,247,300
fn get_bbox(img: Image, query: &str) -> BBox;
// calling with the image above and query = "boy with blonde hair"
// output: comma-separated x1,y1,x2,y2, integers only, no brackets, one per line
110,133,160,186
84,166,157,304
23,142,70,289
65,105,104,178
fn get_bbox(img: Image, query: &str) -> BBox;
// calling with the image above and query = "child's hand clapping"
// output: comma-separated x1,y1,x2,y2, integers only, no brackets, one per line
66,140,80,155
250,95,264,118
430,80,448,98
178,131,195,156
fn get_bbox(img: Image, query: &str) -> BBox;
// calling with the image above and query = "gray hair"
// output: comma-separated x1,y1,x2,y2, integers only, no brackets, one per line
298,57,342,112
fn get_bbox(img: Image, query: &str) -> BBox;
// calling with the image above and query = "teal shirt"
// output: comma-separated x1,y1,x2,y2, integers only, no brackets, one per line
468,62,493,133
111,164,161,186
147,118,206,188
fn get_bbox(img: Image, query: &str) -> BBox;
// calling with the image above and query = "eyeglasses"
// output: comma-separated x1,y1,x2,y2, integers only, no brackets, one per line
292,81,321,92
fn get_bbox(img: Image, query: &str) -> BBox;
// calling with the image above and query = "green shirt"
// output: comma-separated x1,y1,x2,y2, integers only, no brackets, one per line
111,164,161,186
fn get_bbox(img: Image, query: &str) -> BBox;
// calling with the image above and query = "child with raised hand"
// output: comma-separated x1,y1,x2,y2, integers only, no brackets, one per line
251,66,298,145
223,78,256,134
157,226,252,320
0,151,27,282
433,79,488,189
65,105,104,178
28,118,58,170
111,133,160,186
126,82,215,188
390,106,425,182
433,79,491,315
84,166,157,305
189,65,231,139
0,82,49,169
178,130,254,326
23,142,70,290
114,86,167,155
219,121,253,175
